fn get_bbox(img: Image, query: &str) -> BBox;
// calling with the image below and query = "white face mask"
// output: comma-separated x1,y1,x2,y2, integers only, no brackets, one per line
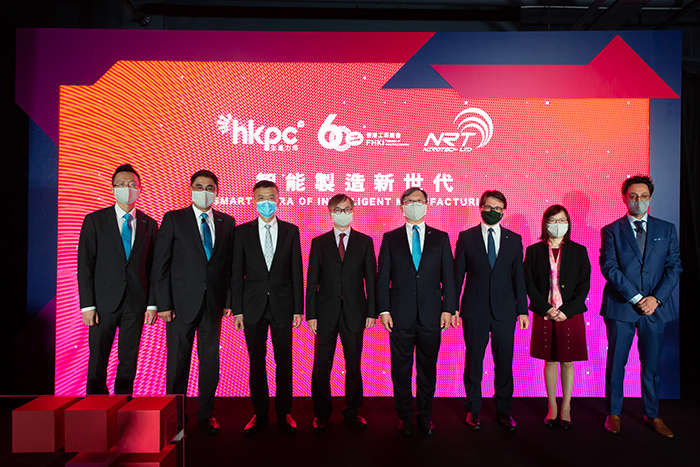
192,190,215,210
114,187,140,205
547,223,569,239
403,203,427,222
332,212,353,228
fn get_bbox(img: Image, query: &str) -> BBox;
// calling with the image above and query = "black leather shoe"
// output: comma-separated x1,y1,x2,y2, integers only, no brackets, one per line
544,416,557,427
278,414,298,434
417,417,435,436
345,414,368,430
312,417,328,433
199,417,220,435
466,412,481,430
398,418,414,436
243,415,268,436
498,414,517,431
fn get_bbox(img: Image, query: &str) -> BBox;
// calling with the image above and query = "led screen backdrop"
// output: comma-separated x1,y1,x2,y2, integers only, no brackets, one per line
15,29,681,398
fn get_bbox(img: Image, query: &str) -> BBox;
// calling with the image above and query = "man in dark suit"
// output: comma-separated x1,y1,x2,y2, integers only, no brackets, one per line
600,175,681,438
78,164,158,395
454,190,529,431
232,180,303,435
152,170,235,435
306,194,377,432
377,187,456,436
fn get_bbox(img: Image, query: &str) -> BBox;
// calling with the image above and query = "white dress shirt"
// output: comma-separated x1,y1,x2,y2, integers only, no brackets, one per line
405,221,426,254
480,221,501,257
192,204,216,247
258,216,278,256
626,212,649,305
334,226,351,249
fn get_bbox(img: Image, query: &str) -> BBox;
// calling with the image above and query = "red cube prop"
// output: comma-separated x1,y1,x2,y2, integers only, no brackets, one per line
66,446,120,467
65,396,129,452
12,396,80,452
117,397,177,453
115,444,176,467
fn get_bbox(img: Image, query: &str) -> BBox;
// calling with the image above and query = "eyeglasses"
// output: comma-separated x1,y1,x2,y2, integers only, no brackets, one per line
547,218,569,224
192,184,216,193
402,200,427,206
626,194,651,201
331,207,354,214
113,181,138,189
482,205,504,213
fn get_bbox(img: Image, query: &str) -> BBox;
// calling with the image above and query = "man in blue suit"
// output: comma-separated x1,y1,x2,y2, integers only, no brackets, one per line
600,175,682,438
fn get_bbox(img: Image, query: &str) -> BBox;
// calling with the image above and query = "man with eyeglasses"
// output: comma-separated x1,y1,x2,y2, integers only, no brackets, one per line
600,175,681,438
78,164,158,395
454,190,529,431
377,187,456,436
152,170,236,435
306,194,377,432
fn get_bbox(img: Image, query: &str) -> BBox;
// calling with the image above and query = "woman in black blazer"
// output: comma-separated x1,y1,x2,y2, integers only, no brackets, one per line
524,205,591,428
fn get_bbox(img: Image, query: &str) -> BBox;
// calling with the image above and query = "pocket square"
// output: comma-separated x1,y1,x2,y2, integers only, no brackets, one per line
653,237,666,241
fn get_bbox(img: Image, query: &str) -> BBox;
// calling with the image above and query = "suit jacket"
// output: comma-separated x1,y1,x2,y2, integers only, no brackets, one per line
78,206,158,313
524,240,591,319
151,206,235,323
599,215,682,323
376,224,456,329
454,225,527,321
231,218,303,324
306,229,377,333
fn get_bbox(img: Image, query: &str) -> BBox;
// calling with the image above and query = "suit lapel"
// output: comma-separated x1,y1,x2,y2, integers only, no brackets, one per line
398,225,413,265
189,207,208,260
209,209,225,260
417,226,437,271
326,229,343,262
619,217,642,262
642,216,657,265
129,210,147,262
470,227,491,268
249,219,267,266
494,228,511,269
270,219,288,270
106,208,128,262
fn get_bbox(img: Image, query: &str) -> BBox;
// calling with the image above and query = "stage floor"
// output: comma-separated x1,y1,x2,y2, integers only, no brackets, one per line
2,397,698,467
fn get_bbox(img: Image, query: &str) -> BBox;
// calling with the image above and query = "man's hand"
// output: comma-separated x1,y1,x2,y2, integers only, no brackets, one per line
440,312,453,331
234,315,244,330
381,313,393,332
365,317,375,329
144,309,157,325
223,308,233,318
292,314,303,329
82,309,99,326
544,307,558,321
158,310,175,323
637,296,659,316
452,311,460,328
518,314,530,330
552,310,568,322
307,318,318,334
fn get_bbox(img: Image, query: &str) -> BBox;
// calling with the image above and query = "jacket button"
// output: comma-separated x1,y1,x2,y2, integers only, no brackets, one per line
416,275,420,279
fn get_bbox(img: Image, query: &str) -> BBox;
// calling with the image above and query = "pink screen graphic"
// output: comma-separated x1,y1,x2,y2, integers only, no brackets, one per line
56,61,648,397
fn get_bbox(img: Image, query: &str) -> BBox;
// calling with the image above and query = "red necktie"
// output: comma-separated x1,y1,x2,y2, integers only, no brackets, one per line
339,233,346,261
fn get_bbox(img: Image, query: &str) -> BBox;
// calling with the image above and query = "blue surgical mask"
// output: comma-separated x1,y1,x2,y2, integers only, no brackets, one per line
257,200,277,218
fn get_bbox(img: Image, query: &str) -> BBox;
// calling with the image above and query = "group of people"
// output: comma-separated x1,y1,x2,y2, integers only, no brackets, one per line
77,165,681,439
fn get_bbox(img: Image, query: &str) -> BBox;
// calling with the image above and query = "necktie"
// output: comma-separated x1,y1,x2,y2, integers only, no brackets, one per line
487,227,496,268
339,232,346,261
122,213,132,260
412,225,421,270
634,220,646,257
201,213,213,260
264,223,273,269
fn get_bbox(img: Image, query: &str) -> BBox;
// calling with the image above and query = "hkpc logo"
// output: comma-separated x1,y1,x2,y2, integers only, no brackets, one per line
217,114,305,152
317,114,364,152
423,108,494,153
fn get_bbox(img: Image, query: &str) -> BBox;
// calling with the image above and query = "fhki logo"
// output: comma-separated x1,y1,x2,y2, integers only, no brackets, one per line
217,114,305,151
423,108,494,152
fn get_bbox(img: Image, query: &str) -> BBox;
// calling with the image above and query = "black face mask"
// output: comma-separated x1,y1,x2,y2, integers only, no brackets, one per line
481,209,502,225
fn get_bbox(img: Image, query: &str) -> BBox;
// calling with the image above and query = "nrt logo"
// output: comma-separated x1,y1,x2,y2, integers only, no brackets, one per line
423,108,494,153
317,114,364,152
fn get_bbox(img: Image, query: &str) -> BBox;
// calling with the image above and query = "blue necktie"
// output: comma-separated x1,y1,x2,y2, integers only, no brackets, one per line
201,213,213,260
487,227,496,268
121,213,132,260
412,225,421,270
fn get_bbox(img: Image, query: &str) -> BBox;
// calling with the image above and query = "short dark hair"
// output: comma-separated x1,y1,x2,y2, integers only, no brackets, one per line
480,190,507,209
112,164,140,183
328,193,354,211
253,180,279,193
621,175,654,197
190,170,218,187
540,204,572,243
400,187,428,204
